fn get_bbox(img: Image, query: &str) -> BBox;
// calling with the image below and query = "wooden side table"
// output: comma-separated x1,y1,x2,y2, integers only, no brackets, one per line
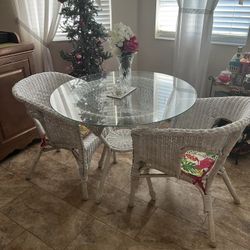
0,31,38,161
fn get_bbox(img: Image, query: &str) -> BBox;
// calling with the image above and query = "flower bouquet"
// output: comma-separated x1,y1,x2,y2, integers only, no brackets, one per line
109,23,139,82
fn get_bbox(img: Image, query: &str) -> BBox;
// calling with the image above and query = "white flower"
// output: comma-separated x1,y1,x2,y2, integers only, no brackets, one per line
109,22,135,49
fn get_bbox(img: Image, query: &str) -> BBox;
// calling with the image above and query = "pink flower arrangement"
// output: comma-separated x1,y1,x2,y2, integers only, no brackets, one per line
123,36,139,54
110,23,139,56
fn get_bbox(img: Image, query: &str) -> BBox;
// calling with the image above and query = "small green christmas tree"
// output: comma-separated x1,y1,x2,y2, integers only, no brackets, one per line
59,0,111,78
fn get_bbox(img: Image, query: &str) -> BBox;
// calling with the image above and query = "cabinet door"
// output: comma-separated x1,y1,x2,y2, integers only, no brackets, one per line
0,59,34,142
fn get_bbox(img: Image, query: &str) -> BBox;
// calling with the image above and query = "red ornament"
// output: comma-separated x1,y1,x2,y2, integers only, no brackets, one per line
75,53,82,60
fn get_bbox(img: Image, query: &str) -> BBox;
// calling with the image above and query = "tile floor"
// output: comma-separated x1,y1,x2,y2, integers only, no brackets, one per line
0,143,249,250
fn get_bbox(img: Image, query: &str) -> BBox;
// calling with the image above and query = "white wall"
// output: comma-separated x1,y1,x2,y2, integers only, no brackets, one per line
0,0,19,34
137,0,174,75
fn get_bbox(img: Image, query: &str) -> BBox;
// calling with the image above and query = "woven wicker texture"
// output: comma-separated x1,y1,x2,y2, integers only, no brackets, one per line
12,72,101,200
129,96,250,247
104,129,132,151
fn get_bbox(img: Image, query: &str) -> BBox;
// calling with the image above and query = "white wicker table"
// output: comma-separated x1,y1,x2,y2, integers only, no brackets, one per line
50,71,197,133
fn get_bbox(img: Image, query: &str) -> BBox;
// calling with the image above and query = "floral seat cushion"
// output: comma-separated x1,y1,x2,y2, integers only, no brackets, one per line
180,150,218,178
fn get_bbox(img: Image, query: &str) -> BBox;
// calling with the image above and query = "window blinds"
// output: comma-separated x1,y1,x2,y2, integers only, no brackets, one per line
156,0,250,45
155,0,178,39
212,0,250,45
95,0,112,31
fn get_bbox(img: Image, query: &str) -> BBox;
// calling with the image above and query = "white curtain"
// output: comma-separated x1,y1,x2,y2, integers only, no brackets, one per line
173,0,219,97
11,0,61,72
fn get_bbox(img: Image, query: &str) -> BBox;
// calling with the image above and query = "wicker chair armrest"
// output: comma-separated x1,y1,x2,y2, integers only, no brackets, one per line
131,124,246,163
131,127,241,177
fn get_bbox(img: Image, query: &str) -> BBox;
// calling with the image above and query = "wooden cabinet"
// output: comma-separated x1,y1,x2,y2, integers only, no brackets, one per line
0,33,38,161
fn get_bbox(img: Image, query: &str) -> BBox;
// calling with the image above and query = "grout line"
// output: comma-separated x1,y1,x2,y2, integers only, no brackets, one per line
0,212,25,248
0,186,33,213
0,211,55,250
61,213,96,250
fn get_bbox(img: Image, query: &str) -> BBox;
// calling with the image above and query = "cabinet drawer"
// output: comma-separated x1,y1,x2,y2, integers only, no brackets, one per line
0,60,34,141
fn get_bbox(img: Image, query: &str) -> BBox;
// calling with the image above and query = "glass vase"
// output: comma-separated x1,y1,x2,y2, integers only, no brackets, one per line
117,53,134,84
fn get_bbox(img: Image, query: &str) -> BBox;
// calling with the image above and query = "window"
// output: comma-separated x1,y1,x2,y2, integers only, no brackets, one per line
155,0,250,45
54,0,112,41
212,0,250,45
155,0,178,40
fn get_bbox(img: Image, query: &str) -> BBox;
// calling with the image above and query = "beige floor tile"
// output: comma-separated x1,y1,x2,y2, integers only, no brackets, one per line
0,170,33,208
29,158,81,198
64,182,156,238
211,198,250,249
87,151,132,191
105,154,132,190
67,219,155,250
124,177,206,225
137,208,248,250
28,144,102,171
0,212,24,249
4,231,52,250
3,144,40,177
45,148,87,169
5,147,90,199
225,159,250,185
1,186,94,250
211,174,250,212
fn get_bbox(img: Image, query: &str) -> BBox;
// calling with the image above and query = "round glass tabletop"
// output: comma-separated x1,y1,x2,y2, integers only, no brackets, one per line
50,71,197,127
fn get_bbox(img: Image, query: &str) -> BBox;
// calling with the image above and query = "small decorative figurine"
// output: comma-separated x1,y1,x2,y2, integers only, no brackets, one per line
217,70,231,84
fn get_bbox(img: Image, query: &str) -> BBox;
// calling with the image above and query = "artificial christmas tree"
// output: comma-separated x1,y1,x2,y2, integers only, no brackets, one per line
59,0,111,78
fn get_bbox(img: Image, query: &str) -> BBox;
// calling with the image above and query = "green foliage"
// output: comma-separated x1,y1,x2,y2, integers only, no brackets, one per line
60,0,111,78
180,159,197,174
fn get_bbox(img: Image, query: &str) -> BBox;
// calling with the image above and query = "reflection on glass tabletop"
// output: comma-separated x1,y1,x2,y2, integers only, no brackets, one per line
50,71,197,127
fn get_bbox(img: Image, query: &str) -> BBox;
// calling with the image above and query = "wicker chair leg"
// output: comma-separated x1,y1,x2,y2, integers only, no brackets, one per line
204,194,216,248
96,149,112,203
220,168,240,204
208,209,216,248
98,146,107,169
146,177,156,201
26,148,43,181
128,168,140,207
144,169,156,200
112,151,117,164
77,157,89,200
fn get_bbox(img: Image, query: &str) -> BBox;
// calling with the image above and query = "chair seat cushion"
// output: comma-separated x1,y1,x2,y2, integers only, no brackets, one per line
79,124,90,138
180,150,218,177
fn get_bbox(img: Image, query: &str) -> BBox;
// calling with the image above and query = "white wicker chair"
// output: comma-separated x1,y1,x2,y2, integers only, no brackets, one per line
128,97,250,247
12,72,101,200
